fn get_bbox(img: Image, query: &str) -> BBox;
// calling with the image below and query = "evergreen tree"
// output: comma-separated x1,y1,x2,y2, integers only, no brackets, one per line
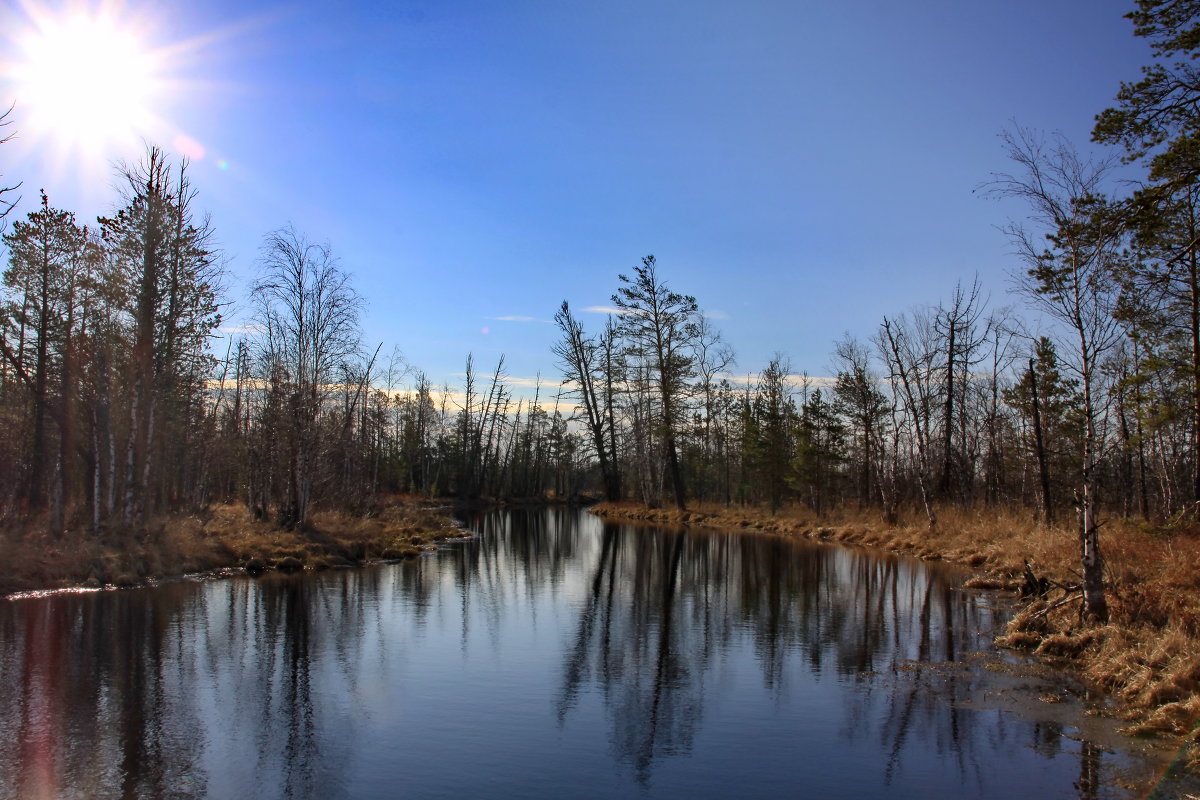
612,256,699,510
793,388,846,516
746,357,796,513
1,193,87,511
1004,338,1084,523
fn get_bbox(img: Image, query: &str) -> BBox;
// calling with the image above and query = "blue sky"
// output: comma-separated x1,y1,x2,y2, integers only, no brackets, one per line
1,0,1151,389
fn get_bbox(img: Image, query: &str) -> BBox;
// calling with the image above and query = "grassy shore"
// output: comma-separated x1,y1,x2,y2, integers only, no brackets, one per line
0,497,465,597
590,500,1200,770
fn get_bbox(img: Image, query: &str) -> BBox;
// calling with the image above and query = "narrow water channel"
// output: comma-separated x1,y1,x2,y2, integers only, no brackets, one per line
0,508,1185,798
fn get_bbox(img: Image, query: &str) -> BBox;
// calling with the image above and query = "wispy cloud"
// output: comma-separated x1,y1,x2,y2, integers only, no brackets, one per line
721,372,837,390
704,309,730,320
486,315,549,323
217,323,264,335
505,375,555,389
583,305,622,315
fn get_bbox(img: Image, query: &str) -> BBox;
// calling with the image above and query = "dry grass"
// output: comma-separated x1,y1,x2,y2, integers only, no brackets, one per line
0,497,463,596
592,499,1200,769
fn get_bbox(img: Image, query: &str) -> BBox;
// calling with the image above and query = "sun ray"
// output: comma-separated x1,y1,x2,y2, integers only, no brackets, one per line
0,0,259,201
1,3,164,165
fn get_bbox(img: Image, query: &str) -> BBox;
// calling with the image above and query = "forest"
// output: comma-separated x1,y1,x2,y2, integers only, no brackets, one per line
1,0,1199,618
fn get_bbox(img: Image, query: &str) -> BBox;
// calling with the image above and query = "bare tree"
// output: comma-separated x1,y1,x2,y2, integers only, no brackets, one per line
978,309,1019,507
692,316,735,502
0,105,20,227
554,301,621,500
987,127,1124,623
252,226,362,527
934,278,987,499
879,313,938,528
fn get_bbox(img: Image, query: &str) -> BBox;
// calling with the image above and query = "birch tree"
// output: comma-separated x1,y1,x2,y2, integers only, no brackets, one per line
989,128,1124,622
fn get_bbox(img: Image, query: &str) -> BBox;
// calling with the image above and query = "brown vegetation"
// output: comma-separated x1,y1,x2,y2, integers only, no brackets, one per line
591,500,1200,769
0,496,464,596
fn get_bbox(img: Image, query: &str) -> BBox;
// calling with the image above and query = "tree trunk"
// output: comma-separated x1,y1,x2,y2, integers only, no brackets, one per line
1029,359,1054,525
1079,348,1108,623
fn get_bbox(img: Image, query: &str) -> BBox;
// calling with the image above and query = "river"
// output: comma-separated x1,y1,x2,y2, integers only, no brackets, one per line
0,508,1188,798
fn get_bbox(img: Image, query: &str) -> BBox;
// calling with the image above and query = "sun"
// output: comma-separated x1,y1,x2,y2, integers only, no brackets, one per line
4,3,166,167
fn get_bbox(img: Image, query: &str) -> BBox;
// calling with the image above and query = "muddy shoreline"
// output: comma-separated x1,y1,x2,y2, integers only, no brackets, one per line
0,498,465,598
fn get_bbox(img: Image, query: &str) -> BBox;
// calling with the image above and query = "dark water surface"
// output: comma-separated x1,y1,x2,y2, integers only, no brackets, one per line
0,509,1187,799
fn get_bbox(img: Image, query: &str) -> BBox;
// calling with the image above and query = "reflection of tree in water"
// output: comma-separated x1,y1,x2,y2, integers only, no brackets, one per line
835,555,1026,791
551,517,1120,793
0,518,592,798
734,534,1005,789
0,588,207,798
453,508,583,601
557,525,703,783
0,569,408,799
608,530,700,781
869,578,980,787
423,508,721,785
558,523,911,781
0,509,1136,799
839,564,1123,798
256,576,319,798
1075,739,1102,800
433,508,585,654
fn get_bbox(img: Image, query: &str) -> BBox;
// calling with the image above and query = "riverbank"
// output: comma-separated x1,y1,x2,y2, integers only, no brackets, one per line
0,497,465,597
590,500,1200,772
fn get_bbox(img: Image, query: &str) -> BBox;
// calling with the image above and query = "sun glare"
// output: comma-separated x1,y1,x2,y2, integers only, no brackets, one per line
6,5,164,166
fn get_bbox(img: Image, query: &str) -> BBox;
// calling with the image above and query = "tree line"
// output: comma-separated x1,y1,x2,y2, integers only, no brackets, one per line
0,145,597,531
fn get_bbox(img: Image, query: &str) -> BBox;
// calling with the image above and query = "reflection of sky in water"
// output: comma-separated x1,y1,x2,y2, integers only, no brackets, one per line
0,509,1186,799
